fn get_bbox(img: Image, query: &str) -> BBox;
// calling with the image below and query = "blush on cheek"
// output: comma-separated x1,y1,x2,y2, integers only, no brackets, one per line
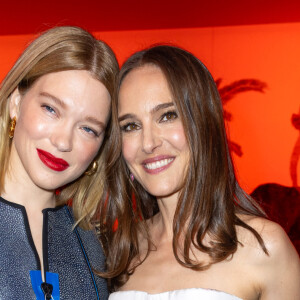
170,129,187,148
170,132,181,142
78,144,100,166
18,116,49,139
35,123,51,135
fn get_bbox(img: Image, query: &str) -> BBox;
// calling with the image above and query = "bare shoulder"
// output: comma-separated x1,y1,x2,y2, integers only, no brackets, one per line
239,216,297,257
237,215,300,299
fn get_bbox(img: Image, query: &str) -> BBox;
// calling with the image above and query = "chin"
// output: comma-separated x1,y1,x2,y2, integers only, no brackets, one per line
37,182,62,192
147,187,180,199
34,166,85,188
30,174,68,192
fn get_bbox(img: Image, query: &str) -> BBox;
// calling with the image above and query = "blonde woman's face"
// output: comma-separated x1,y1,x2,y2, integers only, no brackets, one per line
9,70,111,191
118,65,190,199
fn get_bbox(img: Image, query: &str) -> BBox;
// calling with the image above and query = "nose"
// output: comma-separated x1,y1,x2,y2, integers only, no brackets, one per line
142,125,162,154
50,124,73,152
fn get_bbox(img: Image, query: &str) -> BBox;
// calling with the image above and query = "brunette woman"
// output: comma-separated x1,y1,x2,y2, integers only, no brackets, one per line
0,26,118,299
101,45,300,299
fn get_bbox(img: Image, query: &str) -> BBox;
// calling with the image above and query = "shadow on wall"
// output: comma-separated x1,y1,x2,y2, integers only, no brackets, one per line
250,110,300,255
216,78,267,157
251,183,300,254
217,79,299,255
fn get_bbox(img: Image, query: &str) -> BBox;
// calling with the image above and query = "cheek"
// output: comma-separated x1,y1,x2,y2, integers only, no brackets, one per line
168,126,188,151
74,139,102,166
122,136,137,165
15,113,49,141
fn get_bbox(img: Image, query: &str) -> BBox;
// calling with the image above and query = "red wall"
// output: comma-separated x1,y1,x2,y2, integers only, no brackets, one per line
1,23,300,193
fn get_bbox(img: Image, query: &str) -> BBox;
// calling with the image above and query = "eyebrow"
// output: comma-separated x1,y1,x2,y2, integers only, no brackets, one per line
118,102,175,122
39,92,67,109
84,116,106,129
40,91,106,129
151,102,174,113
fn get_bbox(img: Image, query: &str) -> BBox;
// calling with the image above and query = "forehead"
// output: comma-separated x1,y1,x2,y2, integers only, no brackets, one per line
21,70,111,121
27,70,109,102
31,70,100,93
119,65,173,113
121,64,166,90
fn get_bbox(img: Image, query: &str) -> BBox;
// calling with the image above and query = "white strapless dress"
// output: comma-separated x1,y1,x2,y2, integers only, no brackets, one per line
109,288,242,299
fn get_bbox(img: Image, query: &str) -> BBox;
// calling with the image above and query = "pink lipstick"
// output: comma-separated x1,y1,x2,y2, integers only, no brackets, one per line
142,155,175,174
37,148,69,172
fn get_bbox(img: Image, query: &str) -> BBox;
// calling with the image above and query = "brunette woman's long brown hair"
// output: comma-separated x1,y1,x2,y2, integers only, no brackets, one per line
100,45,267,289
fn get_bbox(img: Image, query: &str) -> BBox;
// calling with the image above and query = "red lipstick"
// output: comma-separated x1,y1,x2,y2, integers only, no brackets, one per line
37,149,69,172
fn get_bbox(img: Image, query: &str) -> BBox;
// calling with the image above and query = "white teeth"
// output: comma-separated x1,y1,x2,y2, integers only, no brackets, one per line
144,158,174,170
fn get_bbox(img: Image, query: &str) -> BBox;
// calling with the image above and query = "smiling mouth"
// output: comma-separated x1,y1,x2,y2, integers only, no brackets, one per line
144,158,174,170
142,157,175,174
37,149,69,172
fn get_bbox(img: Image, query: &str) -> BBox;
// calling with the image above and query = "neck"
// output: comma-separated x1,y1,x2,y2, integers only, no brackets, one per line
2,167,56,212
153,192,180,241
2,143,57,211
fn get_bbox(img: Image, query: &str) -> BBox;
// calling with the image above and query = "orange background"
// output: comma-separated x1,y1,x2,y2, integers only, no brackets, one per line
1,22,300,193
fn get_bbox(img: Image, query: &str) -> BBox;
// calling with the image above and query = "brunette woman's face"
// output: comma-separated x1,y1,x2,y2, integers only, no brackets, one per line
118,65,190,198
9,70,111,191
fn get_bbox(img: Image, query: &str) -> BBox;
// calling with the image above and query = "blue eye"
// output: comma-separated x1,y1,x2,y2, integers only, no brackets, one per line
121,123,139,132
160,111,178,122
42,105,56,114
82,127,99,136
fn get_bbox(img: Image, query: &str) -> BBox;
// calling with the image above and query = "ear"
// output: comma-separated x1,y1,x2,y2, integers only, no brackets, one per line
9,88,22,119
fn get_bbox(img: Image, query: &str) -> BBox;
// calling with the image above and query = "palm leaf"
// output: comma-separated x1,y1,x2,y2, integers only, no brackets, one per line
216,78,268,156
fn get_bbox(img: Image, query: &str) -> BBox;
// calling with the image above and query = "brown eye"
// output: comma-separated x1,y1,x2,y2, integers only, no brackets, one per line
160,111,178,122
121,122,140,132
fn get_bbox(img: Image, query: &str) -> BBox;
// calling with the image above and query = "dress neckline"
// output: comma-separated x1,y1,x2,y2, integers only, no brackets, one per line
0,196,64,212
112,287,242,299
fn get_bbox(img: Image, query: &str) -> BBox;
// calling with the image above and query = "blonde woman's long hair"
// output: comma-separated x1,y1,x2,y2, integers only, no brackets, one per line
0,26,119,228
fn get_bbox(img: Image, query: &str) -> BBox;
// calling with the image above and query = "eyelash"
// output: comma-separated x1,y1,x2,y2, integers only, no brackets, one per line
42,104,56,115
42,104,100,137
81,126,100,137
160,110,178,122
120,110,178,133
121,122,140,132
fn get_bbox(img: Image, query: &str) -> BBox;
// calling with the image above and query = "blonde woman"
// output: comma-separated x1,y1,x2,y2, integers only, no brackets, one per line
0,26,118,299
